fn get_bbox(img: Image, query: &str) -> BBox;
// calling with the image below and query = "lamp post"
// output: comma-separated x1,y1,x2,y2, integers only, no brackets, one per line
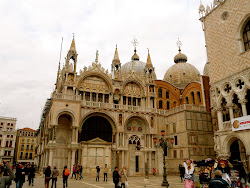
153,130,174,187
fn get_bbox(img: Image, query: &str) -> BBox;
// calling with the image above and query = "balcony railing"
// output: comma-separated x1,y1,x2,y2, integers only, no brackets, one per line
52,93,207,115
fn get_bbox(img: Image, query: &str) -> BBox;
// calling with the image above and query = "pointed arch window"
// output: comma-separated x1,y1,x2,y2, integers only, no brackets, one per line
166,91,169,99
243,20,250,51
197,91,201,104
186,97,189,104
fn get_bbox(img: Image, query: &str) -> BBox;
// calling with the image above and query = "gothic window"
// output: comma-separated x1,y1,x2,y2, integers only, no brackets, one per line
138,98,141,106
92,93,96,101
158,89,162,98
104,94,109,103
128,97,131,105
159,100,163,109
186,97,189,104
166,91,169,99
167,101,170,110
133,98,136,106
232,94,242,118
191,92,195,105
85,92,90,101
123,96,126,105
98,93,103,102
243,20,250,51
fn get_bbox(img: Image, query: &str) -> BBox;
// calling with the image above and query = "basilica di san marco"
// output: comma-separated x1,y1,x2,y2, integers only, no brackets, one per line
35,36,214,177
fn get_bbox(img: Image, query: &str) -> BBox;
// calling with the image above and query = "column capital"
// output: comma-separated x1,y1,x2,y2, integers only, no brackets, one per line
239,99,248,104
226,103,234,108
216,107,223,112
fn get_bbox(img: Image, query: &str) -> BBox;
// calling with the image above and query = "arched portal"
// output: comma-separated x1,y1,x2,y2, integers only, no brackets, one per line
80,116,112,142
229,139,247,171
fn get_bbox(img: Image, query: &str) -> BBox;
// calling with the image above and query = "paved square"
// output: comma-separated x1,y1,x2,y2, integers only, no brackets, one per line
13,175,184,188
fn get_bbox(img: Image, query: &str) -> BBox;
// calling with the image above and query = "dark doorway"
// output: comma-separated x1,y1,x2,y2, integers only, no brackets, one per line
229,140,241,163
81,116,112,142
136,156,139,172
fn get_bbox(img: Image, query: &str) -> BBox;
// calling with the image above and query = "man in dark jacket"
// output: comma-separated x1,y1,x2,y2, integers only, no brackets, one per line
15,164,26,188
209,170,229,188
0,162,15,188
113,167,120,188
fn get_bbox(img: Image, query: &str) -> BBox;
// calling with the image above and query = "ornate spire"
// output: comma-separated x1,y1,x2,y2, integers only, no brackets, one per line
146,49,153,68
113,45,120,63
95,50,99,63
176,38,182,52
69,34,76,52
174,38,187,63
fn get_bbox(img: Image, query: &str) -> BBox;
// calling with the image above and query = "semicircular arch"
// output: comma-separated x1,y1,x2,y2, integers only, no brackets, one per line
55,109,76,126
124,115,150,133
122,78,144,96
77,72,113,92
80,111,117,132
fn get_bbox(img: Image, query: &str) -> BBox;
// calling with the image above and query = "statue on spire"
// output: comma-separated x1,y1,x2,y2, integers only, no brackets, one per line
132,36,139,50
95,50,99,63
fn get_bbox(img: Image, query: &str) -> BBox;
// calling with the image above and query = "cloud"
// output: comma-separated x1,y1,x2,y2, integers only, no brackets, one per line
0,0,213,129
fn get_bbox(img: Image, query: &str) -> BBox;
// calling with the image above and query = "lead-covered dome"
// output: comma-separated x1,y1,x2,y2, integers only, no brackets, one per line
164,50,200,89
121,49,156,80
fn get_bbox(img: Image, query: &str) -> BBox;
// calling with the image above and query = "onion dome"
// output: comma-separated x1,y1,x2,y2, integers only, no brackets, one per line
164,49,200,89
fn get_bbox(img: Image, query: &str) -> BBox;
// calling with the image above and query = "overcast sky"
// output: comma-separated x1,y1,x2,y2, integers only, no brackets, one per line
0,0,213,130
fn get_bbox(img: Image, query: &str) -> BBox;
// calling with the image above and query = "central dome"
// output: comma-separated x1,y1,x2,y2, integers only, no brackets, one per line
163,50,200,88
121,60,146,79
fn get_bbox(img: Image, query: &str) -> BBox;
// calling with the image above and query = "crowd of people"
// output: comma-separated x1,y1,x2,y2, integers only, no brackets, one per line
179,159,250,188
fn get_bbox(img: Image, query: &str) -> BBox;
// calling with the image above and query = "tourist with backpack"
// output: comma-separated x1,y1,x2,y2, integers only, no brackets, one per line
63,166,70,188
71,165,76,179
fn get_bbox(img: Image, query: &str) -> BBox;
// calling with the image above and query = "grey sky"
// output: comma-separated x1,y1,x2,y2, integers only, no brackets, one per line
0,0,213,129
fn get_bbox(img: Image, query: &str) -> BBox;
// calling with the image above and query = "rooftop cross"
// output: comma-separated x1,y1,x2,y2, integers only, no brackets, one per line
132,36,139,50
72,33,75,38
176,38,182,52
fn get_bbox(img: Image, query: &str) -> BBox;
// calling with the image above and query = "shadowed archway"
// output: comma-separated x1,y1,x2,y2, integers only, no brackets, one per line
80,116,112,142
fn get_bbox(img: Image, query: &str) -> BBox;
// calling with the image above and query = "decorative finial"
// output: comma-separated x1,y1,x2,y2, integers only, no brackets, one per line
132,36,139,50
72,33,75,38
95,50,99,63
176,38,182,52
147,48,149,53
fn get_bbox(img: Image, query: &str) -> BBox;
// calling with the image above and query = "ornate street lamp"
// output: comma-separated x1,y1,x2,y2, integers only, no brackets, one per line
153,130,173,187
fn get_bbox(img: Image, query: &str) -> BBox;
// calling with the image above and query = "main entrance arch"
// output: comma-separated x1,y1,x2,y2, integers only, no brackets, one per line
80,116,112,142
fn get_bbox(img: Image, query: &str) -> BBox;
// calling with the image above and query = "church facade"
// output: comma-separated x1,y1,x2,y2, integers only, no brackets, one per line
199,0,250,171
35,37,215,175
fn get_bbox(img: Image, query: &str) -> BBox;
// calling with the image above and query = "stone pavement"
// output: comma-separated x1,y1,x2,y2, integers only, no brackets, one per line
13,175,184,188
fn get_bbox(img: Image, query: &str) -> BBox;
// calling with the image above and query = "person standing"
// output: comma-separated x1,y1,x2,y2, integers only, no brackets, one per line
63,166,70,188
44,166,51,188
183,159,194,188
15,164,26,188
179,164,185,182
0,162,15,188
51,166,59,188
209,170,229,188
103,164,108,182
96,166,100,182
119,166,127,188
113,167,120,188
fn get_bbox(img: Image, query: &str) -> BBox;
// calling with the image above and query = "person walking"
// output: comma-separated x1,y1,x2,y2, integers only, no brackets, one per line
113,167,120,188
79,165,83,180
44,166,51,188
119,166,127,188
15,164,26,188
209,170,229,188
153,168,156,176
28,164,35,186
0,162,15,188
63,166,70,188
103,164,108,182
71,165,76,179
51,166,59,188
179,164,185,182
96,166,100,182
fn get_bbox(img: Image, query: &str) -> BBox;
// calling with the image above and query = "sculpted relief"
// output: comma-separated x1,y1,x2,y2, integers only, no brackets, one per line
80,76,109,92
124,82,141,96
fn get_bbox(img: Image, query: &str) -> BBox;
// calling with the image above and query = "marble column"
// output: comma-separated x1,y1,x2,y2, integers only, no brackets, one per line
239,99,248,116
71,150,76,172
48,149,53,166
122,151,125,167
217,108,224,130
148,152,152,173
227,103,234,120
67,150,71,171
116,133,119,148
